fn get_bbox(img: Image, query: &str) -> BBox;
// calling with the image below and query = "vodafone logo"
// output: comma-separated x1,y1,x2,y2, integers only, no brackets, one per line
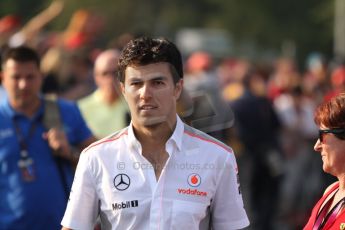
187,173,201,187
178,173,207,197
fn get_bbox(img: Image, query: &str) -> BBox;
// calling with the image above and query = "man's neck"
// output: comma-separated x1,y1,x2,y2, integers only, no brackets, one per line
133,120,177,181
11,98,41,118
133,119,177,152
100,89,119,105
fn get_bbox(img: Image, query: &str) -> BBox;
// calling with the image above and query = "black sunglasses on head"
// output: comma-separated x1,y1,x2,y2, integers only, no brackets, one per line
318,128,345,142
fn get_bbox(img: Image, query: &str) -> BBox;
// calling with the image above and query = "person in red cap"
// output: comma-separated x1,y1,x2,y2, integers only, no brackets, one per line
0,15,21,47
324,66,345,102
183,51,234,143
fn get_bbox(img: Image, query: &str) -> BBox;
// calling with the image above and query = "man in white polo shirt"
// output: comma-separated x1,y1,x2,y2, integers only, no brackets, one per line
61,37,249,230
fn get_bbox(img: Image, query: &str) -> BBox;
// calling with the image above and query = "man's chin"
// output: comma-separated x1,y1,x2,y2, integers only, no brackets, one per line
140,116,167,127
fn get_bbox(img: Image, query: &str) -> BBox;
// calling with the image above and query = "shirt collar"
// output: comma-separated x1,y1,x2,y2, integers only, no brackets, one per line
169,115,184,151
127,115,184,155
1,99,15,118
127,124,142,153
94,89,102,101
3,96,44,121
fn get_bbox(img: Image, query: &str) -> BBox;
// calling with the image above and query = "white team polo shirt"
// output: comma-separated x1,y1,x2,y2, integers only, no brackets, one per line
61,116,249,230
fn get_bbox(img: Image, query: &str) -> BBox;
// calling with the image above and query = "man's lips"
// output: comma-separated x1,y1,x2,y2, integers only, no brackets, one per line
139,105,158,110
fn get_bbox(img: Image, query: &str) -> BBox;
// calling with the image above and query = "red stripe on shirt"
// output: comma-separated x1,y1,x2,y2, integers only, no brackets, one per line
183,131,233,154
83,130,128,152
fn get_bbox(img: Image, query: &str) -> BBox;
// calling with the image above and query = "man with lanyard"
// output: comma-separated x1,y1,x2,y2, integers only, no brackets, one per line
0,46,96,229
61,37,249,229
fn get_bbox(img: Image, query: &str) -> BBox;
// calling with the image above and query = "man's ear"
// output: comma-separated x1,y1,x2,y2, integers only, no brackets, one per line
120,82,126,99
38,72,44,79
174,79,183,100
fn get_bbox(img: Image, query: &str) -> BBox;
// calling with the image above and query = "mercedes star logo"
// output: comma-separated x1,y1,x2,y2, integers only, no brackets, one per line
114,173,130,191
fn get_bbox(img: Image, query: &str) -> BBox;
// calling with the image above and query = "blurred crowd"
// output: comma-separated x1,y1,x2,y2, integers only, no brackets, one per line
1,1,345,229
180,51,343,229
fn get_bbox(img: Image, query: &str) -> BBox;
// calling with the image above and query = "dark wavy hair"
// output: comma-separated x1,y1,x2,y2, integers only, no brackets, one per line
117,37,183,84
1,46,40,68
314,93,345,128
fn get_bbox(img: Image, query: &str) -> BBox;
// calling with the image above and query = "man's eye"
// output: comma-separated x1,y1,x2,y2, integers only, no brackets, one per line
130,82,141,86
27,75,35,81
154,81,164,85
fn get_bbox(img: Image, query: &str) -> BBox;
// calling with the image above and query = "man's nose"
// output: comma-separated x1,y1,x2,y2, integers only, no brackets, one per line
18,79,28,89
140,84,153,99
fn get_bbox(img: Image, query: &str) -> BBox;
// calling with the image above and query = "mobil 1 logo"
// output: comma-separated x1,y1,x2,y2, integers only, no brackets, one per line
112,200,139,211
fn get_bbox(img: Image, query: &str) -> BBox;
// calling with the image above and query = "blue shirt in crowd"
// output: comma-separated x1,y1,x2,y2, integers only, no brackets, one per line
0,96,93,230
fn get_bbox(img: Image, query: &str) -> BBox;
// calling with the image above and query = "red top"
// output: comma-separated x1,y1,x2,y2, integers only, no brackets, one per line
304,182,345,230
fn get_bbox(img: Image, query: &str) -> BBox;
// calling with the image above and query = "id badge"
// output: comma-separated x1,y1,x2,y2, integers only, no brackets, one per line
18,157,36,182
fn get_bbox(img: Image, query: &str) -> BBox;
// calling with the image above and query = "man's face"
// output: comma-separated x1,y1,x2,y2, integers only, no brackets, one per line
121,62,182,128
95,56,120,94
1,59,42,110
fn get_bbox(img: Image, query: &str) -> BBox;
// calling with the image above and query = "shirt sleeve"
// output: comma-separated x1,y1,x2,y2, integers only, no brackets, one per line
61,152,98,230
211,153,250,230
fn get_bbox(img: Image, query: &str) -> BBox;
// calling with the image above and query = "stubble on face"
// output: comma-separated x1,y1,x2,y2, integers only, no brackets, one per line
122,63,182,131
2,60,42,114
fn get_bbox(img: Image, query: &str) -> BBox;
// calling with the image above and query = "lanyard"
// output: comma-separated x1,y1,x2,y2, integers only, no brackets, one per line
12,117,40,182
313,189,345,230
12,117,39,158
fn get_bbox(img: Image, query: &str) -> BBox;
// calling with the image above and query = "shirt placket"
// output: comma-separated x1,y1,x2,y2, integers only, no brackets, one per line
149,141,175,230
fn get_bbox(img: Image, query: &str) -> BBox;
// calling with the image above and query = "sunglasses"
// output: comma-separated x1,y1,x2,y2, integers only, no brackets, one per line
100,70,117,77
318,129,345,142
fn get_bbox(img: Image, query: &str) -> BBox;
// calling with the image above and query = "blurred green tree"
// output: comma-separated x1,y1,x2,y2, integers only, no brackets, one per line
0,0,335,65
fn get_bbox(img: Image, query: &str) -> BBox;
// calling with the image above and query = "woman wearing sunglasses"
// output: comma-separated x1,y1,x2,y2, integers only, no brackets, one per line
304,93,345,230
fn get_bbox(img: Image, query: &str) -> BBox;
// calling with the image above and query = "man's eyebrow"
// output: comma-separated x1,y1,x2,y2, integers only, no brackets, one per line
150,76,167,81
128,77,143,82
128,75,168,82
